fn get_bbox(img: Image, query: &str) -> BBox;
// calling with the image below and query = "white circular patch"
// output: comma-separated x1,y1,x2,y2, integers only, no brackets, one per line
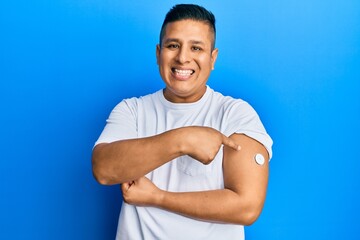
254,153,265,165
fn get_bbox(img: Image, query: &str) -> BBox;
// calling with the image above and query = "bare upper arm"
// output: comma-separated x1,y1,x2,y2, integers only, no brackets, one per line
223,133,269,208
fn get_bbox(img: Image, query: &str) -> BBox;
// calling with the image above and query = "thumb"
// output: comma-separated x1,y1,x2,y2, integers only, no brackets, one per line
121,181,134,192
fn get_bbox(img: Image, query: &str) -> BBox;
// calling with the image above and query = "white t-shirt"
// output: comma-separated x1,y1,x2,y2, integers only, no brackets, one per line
95,86,273,240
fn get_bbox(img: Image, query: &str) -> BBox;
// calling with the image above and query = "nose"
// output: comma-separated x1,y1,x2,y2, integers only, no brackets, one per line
176,47,191,64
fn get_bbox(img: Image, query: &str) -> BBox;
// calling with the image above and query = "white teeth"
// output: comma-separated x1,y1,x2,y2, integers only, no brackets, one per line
174,69,193,76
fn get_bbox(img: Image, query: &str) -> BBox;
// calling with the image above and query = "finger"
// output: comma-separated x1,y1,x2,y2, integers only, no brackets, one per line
121,181,133,192
121,182,129,192
222,135,241,151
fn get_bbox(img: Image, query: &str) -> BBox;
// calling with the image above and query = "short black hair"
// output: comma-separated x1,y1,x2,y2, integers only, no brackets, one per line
159,4,216,49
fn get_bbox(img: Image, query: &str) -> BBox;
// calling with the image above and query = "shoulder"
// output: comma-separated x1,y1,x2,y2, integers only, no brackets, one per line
114,90,162,112
209,88,255,115
209,88,273,157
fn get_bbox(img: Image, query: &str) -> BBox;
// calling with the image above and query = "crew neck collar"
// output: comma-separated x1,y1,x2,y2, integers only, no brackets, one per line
158,86,212,109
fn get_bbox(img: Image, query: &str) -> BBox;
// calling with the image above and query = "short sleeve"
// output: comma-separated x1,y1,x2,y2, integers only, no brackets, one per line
224,101,273,159
94,98,138,146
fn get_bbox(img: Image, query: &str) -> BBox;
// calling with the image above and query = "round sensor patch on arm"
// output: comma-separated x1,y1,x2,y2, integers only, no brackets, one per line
254,153,265,165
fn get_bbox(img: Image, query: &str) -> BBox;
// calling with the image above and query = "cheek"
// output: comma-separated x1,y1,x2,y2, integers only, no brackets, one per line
159,53,173,66
198,57,213,70
158,56,167,70
197,52,212,63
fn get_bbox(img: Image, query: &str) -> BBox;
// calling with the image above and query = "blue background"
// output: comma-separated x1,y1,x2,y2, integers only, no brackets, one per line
1,0,359,239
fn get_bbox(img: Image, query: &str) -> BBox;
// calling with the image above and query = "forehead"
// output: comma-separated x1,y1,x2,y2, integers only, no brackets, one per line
163,19,213,45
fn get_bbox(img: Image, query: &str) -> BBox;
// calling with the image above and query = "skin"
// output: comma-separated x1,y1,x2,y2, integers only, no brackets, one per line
156,19,218,103
121,134,269,225
92,19,269,225
92,126,239,184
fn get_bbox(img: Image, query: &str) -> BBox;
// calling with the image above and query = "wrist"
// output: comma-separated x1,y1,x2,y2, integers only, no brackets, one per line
154,189,166,207
167,127,190,156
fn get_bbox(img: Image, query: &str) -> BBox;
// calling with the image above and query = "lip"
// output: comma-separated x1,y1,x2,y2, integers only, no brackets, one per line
171,67,195,81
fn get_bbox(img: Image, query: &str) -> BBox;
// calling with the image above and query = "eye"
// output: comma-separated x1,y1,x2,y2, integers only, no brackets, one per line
167,44,180,49
192,46,202,51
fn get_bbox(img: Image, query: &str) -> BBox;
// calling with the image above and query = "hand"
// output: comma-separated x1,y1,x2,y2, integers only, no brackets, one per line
121,177,162,207
180,126,241,165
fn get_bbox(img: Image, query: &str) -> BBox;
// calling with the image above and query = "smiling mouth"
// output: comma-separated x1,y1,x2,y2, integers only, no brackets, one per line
172,68,195,78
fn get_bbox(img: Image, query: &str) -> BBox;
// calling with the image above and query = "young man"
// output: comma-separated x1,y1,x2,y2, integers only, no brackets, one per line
92,4,273,239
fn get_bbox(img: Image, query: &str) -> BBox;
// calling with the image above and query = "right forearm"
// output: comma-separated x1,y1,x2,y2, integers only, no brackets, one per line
92,126,240,185
92,129,183,185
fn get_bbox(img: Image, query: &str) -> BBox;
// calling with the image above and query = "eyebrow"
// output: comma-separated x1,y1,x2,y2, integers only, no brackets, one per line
163,38,205,45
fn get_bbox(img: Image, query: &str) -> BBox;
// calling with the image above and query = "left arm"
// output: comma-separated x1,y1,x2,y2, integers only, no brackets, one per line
122,133,269,225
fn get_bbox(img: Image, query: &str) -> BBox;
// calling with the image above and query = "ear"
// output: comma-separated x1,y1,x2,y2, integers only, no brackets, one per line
211,48,219,70
156,44,161,65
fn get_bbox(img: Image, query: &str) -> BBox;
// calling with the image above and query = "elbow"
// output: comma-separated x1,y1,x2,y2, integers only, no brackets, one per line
92,149,117,186
92,165,113,185
241,208,262,226
232,202,264,226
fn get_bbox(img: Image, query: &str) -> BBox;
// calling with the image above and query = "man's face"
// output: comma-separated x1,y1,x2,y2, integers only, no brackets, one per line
156,19,218,103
